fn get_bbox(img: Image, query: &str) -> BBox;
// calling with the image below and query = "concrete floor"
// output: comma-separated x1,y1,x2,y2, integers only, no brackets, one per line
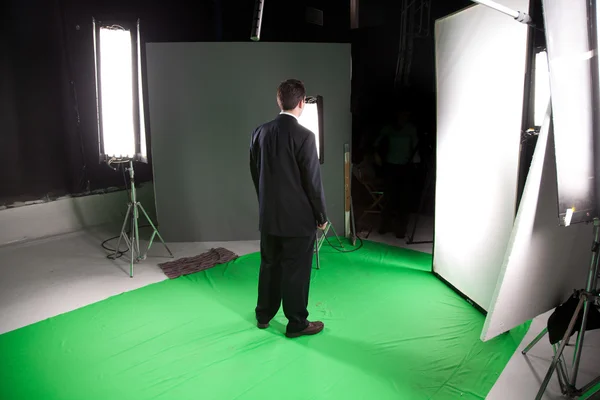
0,224,598,400
0,227,259,335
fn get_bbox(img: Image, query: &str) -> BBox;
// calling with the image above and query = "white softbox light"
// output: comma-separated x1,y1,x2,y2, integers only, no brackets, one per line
542,0,599,225
93,18,148,163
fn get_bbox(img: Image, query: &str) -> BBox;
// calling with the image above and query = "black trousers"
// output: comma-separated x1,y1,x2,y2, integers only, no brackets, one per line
255,232,316,333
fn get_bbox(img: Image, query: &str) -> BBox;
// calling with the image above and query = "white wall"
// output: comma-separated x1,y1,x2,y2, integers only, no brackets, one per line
0,184,156,247
433,0,530,311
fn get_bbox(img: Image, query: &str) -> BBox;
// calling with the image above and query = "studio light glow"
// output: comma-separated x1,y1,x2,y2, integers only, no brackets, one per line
136,25,147,160
543,0,597,224
299,102,320,157
534,51,550,127
298,96,324,163
93,19,148,163
98,27,136,158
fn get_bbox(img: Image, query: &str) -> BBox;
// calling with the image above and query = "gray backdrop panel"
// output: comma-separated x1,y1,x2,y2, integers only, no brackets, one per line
145,42,351,242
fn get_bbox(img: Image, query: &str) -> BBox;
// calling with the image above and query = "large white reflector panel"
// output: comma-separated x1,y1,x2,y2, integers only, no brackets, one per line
434,0,530,311
482,108,593,341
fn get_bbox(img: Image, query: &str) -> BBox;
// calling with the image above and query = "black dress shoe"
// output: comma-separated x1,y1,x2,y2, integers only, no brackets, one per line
285,321,324,338
257,322,269,329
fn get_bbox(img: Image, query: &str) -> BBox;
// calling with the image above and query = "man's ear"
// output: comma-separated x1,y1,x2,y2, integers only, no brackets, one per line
298,99,305,110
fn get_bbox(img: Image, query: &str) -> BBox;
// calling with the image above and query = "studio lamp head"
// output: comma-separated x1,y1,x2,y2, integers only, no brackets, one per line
298,95,325,164
93,18,148,164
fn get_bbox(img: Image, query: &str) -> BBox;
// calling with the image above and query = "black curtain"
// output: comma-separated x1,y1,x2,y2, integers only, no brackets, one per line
0,0,348,206
1,0,74,203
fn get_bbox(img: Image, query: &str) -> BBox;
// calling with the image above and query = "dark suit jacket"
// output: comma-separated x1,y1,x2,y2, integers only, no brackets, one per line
250,113,327,237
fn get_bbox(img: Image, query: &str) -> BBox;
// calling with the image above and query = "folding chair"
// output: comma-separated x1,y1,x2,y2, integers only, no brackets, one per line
352,163,385,223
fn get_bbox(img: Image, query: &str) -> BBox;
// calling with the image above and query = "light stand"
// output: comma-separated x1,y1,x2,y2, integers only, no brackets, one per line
314,221,344,270
522,218,600,399
113,160,173,277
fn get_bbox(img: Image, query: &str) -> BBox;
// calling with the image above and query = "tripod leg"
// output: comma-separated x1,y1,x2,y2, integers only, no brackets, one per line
535,296,586,400
328,222,344,248
138,204,174,258
522,327,548,355
553,343,570,393
315,232,320,270
570,294,593,387
129,208,136,278
133,203,141,259
408,214,421,244
113,204,132,259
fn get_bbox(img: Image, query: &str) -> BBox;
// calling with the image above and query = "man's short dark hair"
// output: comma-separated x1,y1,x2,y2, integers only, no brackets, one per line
277,79,306,111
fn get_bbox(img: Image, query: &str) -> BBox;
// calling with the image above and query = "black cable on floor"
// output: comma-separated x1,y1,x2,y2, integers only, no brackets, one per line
102,235,127,260
101,225,152,260
323,235,364,253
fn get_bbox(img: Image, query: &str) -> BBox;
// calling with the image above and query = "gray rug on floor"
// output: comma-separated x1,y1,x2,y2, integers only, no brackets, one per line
158,248,238,279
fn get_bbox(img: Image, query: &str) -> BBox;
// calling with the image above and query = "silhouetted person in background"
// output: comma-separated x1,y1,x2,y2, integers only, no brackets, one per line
374,108,419,238
249,79,327,338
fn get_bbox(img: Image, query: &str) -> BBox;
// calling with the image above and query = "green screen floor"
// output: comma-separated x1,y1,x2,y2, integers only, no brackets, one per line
0,241,529,400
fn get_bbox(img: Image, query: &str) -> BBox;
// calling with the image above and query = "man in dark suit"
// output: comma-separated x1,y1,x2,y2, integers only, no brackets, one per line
249,79,328,338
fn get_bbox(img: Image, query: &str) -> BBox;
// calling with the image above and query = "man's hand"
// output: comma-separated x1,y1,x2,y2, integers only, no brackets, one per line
317,222,328,231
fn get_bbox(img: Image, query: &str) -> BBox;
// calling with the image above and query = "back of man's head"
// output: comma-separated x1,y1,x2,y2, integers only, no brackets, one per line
277,79,306,111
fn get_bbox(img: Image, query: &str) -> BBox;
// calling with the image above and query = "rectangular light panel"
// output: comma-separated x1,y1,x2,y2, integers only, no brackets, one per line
434,0,529,311
98,27,136,159
298,99,321,159
543,0,598,225
136,20,148,161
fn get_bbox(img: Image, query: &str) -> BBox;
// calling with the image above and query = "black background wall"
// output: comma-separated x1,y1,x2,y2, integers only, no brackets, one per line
4,0,540,208
0,0,352,205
